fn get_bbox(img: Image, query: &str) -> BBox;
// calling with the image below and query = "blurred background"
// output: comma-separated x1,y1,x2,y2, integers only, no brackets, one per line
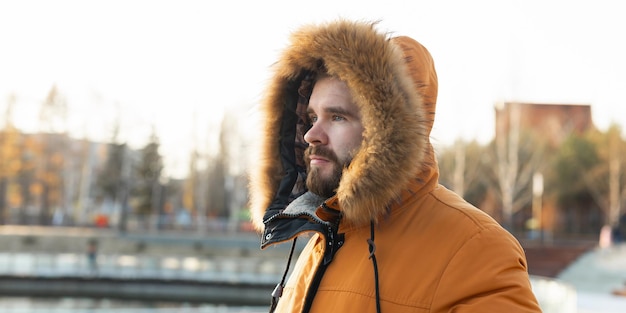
0,0,625,312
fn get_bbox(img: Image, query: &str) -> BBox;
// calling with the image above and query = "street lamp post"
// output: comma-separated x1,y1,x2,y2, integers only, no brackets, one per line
532,172,544,243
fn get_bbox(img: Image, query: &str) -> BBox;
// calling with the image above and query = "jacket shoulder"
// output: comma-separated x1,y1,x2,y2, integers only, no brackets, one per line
427,185,503,231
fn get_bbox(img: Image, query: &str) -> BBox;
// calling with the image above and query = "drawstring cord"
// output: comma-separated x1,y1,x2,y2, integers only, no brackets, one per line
367,221,382,313
268,222,380,313
269,237,298,313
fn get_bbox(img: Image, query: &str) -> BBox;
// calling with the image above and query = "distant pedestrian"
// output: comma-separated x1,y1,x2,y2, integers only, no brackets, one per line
612,214,626,243
600,225,613,248
87,239,98,274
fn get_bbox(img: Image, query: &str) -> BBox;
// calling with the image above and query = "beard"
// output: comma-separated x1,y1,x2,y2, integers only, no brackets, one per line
304,146,349,198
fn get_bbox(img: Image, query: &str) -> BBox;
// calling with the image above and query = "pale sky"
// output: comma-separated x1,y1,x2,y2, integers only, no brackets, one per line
1,0,625,178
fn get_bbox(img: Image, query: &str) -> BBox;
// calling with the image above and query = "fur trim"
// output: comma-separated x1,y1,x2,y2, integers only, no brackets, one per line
249,19,437,230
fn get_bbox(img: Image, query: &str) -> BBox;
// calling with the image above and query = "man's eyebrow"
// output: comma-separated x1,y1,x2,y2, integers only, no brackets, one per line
307,106,358,118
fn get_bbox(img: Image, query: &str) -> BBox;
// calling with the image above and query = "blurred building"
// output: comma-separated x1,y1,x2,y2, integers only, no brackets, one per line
495,102,594,147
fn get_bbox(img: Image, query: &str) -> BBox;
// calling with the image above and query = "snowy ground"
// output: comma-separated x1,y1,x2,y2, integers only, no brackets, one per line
556,243,626,313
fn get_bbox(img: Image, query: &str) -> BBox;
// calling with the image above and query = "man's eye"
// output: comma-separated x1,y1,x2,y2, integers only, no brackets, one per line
309,116,318,123
332,115,345,121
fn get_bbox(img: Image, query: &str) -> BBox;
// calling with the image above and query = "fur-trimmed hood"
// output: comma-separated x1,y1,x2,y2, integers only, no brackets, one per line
249,19,439,231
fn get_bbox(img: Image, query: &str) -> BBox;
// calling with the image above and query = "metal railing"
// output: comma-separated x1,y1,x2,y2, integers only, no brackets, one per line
0,252,283,284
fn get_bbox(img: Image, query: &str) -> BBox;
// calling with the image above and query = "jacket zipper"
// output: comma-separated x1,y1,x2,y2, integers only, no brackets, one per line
263,203,343,312
301,224,343,313
301,244,330,313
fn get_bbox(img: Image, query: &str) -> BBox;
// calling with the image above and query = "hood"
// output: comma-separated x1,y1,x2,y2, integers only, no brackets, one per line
249,20,439,231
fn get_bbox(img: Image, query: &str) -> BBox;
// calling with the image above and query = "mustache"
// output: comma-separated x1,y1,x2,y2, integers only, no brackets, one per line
304,146,339,163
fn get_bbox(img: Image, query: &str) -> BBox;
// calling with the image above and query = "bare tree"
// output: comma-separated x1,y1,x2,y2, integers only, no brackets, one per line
490,103,547,231
37,86,69,224
134,127,163,230
565,125,626,228
184,112,210,233
0,94,21,223
437,139,489,208
204,115,228,219
39,85,68,134
96,117,132,230
607,126,624,227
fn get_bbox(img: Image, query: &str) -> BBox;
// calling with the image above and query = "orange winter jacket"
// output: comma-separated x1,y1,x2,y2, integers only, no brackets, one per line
248,19,542,313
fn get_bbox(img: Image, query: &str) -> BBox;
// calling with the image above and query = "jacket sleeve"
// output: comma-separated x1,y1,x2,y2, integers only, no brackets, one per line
431,225,543,312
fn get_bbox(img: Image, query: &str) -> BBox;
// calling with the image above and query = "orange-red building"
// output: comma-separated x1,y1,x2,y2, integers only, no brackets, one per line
495,102,594,147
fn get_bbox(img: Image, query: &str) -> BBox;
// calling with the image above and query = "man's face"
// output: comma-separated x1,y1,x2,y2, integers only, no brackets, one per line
304,76,364,197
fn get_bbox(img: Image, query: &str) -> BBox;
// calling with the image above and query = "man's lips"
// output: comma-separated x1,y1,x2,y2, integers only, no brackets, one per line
309,155,330,165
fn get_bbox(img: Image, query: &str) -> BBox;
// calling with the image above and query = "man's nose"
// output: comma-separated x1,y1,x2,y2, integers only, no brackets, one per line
304,122,327,145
